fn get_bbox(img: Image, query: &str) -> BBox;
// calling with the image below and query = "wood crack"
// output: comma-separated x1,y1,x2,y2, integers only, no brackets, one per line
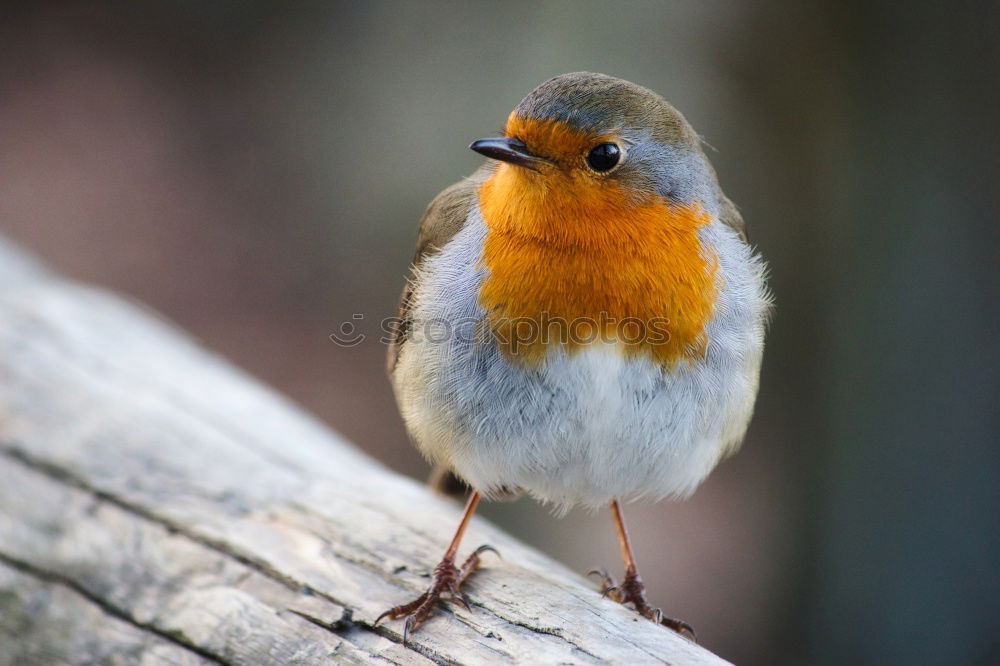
0,444,362,617
289,608,460,666
0,443,341,600
0,550,229,666
467,600,605,662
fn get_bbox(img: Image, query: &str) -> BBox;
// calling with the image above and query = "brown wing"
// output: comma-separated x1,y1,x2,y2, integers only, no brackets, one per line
696,144,748,242
717,190,747,242
386,167,491,374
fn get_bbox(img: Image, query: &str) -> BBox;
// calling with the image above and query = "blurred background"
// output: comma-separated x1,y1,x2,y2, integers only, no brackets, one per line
1,1,997,664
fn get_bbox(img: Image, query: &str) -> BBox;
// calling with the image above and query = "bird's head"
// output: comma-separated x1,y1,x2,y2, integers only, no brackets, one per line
471,72,722,237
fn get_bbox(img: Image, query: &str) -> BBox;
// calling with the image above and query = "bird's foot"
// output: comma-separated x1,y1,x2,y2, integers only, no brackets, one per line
588,568,697,641
376,545,498,642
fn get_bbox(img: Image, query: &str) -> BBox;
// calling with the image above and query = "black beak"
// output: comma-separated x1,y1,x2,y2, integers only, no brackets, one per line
469,137,550,172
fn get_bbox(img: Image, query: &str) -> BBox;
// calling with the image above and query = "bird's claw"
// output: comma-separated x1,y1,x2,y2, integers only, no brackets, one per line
588,568,625,602
589,567,697,642
376,545,499,643
655,613,697,641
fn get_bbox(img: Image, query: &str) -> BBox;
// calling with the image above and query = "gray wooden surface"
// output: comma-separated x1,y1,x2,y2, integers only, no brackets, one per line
0,239,730,665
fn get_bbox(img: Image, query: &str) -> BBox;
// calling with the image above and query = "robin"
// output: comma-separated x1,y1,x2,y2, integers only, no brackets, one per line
378,72,771,641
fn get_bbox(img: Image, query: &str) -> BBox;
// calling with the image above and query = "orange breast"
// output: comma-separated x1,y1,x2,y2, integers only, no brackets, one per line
477,161,718,367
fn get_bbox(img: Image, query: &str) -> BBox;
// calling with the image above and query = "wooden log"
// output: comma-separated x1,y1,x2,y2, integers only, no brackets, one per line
0,238,730,665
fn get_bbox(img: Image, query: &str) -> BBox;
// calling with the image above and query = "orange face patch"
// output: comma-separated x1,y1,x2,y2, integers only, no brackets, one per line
477,116,718,366
504,114,610,168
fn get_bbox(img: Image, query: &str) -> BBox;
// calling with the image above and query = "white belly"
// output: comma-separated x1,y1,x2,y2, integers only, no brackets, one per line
502,343,761,509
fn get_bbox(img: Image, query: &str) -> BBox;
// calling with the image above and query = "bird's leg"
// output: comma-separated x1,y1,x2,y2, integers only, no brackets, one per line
589,499,697,641
375,491,498,642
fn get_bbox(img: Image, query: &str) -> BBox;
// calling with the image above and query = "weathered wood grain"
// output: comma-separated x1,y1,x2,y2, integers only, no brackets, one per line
0,238,731,665
0,562,215,666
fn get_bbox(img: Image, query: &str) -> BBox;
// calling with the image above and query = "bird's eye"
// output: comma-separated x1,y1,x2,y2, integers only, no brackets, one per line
586,142,621,172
